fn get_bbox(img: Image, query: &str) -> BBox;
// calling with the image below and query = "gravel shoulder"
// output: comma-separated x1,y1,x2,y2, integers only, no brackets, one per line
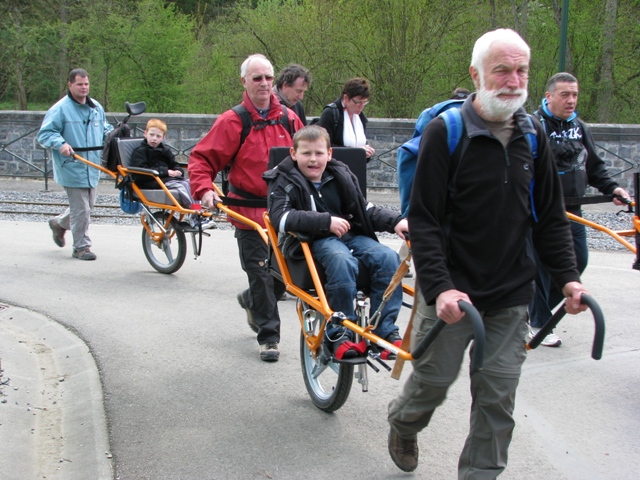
1,178,634,251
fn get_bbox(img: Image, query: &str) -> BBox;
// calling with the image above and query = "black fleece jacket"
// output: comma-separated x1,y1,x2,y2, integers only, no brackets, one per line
409,96,580,311
130,139,183,189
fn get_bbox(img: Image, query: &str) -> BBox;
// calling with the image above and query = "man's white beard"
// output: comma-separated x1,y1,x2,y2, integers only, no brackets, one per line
477,80,528,121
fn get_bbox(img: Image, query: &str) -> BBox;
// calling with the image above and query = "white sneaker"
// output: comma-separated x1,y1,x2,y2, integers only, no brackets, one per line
529,326,562,347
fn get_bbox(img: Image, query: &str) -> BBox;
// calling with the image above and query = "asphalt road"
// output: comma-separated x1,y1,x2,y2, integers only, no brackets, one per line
1,218,639,480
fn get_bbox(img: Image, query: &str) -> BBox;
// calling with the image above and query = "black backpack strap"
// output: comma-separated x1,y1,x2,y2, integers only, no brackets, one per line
222,104,292,208
533,110,547,135
223,183,267,208
220,105,254,196
323,102,340,130
231,104,254,145
281,106,294,137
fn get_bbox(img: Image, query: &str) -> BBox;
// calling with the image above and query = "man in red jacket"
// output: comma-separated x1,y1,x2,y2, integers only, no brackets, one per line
189,54,303,362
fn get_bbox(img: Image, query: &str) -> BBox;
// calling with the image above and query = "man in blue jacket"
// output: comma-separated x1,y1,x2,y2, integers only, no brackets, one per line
37,68,113,260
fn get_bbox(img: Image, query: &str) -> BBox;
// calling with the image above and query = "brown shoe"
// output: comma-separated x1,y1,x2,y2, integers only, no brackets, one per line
388,429,418,472
237,291,259,333
72,248,97,261
48,219,66,247
259,342,280,362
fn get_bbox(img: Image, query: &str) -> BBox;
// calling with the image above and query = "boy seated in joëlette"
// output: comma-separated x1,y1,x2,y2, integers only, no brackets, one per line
263,125,408,360
130,119,192,207
131,119,211,229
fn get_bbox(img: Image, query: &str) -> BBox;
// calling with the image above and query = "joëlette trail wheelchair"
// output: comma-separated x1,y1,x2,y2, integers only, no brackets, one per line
212,163,606,412
212,195,604,412
71,107,612,410
73,101,218,274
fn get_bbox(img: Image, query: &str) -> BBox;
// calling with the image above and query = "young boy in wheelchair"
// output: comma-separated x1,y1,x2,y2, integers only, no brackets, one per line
263,125,408,360
131,119,211,228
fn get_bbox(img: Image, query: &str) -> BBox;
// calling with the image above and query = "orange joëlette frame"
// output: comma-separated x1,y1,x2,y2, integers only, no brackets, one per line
566,209,637,254
72,153,214,230
209,184,416,362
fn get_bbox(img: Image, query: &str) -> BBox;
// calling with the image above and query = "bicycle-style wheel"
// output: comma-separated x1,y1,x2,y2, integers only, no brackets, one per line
299,300,353,412
141,211,187,274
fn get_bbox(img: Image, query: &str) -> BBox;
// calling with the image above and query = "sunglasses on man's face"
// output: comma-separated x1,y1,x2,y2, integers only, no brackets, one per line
351,98,370,106
250,75,275,83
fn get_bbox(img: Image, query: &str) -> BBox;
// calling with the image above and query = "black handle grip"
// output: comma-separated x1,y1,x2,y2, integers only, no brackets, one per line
460,300,485,372
411,300,485,372
528,293,605,360
581,294,605,360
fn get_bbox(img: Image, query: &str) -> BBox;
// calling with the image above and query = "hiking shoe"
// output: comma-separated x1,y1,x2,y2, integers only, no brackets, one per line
388,429,419,472
48,219,66,247
237,292,259,333
529,326,562,347
72,248,97,261
259,342,280,362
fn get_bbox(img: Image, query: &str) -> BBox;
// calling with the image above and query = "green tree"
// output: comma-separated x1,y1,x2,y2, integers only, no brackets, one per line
112,0,199,112
0,0,64,109
1,0,638,122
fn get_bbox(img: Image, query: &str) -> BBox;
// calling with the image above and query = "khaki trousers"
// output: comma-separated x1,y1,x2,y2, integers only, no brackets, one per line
388,293,528,479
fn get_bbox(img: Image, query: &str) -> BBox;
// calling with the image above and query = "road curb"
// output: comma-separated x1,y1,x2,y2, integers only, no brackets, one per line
0,303,112,480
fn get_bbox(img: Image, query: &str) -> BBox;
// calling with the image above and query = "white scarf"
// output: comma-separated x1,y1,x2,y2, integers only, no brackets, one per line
342,109,366,147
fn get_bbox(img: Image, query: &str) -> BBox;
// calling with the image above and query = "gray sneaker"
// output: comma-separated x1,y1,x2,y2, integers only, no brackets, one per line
72,248,97,261
237,292,259,333
48,219,66,247
388,429,418,472
259,342,280,362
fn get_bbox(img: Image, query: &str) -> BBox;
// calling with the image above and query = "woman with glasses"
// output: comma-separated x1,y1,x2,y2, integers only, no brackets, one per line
315,77,375,160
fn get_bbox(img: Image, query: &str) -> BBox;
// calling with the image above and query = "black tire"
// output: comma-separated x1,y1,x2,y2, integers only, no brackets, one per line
141,211,187,274
299,301,353,412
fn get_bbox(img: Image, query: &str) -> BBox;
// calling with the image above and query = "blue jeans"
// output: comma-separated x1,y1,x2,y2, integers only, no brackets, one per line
311,235,402,341
529,216,588,328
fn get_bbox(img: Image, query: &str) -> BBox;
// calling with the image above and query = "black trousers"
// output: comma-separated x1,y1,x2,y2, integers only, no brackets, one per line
235,228,285,344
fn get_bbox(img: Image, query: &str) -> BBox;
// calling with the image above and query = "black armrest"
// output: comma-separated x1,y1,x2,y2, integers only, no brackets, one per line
125,167,160,176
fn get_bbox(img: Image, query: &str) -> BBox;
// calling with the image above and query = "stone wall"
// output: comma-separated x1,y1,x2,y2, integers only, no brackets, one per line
1,110,638,194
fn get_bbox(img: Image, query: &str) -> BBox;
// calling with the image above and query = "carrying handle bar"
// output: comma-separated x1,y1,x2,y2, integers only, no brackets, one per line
527,293,605,360
411,300,485,372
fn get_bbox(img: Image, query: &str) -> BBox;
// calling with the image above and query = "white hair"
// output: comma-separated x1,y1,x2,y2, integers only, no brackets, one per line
240,54,273,78
471,29,530,76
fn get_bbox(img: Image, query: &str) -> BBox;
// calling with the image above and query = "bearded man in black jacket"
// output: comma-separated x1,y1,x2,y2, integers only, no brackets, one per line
387,29,590,477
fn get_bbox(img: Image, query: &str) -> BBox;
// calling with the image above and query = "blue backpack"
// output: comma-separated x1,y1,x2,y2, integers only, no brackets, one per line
397,99,465,216
397,101,539,221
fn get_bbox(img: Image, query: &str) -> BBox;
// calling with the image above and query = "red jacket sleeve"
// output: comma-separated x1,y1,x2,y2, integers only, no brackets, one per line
188,110,243,200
